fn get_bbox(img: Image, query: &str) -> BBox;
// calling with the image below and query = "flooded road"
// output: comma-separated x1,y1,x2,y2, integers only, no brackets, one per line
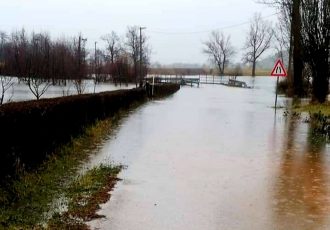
88,77,330,230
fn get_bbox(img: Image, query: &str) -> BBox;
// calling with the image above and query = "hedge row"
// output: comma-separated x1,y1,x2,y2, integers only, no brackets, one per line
152,83,180,97
0,88,149,181
0,84,180,181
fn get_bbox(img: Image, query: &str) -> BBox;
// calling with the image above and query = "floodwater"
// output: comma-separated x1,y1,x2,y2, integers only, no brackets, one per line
88,77,330,230
0,77,134,103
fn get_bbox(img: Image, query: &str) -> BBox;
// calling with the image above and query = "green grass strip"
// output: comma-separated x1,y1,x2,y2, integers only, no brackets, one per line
47,165,121,229
0,112,125,229
294,102,330,116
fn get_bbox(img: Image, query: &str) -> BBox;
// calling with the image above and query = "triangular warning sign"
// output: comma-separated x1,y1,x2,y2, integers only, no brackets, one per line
271,59,287,77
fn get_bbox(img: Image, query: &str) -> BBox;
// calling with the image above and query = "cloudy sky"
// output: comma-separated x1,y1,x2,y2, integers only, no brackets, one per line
1,0,277,65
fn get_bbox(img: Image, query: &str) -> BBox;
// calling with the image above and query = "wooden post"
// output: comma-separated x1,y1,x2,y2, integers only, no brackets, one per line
152,75,155,96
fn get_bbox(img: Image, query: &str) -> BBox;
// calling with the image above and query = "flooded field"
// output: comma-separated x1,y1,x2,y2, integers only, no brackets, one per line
0,78,134,103
87,77,330,230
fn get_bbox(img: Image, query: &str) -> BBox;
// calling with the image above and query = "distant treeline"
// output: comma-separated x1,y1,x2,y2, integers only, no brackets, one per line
149,66,265,77
149,68,211,76
0,27,150,85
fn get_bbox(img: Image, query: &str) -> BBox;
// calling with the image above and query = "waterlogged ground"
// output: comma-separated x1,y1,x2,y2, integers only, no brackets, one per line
0,77,134,103
87,77,330,230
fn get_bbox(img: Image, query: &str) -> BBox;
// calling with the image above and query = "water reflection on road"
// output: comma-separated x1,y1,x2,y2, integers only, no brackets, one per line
88,77,330,230
272,113,330,229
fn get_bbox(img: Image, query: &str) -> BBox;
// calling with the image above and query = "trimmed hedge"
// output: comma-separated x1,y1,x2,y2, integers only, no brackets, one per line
152,83,180,97
0,84,180,182
0,88,146,181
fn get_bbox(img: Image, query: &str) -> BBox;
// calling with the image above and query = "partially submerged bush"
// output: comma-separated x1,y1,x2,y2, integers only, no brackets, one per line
309,111,330,135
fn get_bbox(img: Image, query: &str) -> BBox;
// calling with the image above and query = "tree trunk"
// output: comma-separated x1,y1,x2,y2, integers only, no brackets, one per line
312,62,329,103
134,61,138,87
0,91,4,105
252,59,256,77
217,63,222,76
222,56,226,76
286,23,294,97
292,0,304,97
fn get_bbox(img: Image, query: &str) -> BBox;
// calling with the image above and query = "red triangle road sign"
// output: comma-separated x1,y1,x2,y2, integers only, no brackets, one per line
271,59,287,77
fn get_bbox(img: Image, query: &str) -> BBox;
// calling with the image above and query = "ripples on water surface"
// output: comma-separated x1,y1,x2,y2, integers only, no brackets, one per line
88,77,330,230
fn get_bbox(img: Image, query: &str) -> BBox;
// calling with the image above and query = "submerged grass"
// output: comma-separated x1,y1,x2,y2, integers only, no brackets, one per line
294,102,330,116
0,106,137,229
48,165,122,229
292,102,330,136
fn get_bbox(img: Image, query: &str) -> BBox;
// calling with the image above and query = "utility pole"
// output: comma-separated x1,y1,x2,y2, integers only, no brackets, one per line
139,27,146,87
78,35,87,79
94,41,97,93
78,35,81,78
94,41,97,76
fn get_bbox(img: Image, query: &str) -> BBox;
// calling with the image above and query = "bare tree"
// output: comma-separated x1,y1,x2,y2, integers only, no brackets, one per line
274,1,295,95
101,32,123,84
257,0,305,96
0,32,14,105
291,0,305,96
301,0,330,102
11,29,29,80
73,34,88,94
125,27,139,87
125,26,150,87
27,78,51,100
242,13,273,77
25,33,52,100
229,64,243,80
91,47,104,91
101,31,121,64
261,0,329,100
0,31,8,60
273,16,290,61
203,31,235,75
0,27,154,98
73,79,86,94
0,60,14,105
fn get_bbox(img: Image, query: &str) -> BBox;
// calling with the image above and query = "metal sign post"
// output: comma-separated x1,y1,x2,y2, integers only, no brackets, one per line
275,76,279,111
270,59,287,111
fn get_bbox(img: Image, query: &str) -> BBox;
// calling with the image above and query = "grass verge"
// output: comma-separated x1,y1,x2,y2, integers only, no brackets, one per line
292,102,330,136
294,102,330,116
48,165,122,229
0,107,134,229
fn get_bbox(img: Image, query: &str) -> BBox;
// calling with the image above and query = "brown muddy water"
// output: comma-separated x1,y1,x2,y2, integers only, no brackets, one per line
87,77,330,230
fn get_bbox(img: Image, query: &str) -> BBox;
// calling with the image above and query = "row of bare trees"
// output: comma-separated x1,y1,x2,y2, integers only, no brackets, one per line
0,30,88,83
93,26,150,87
0,29,89,100
204,2,330,103
259,0,330,103
0,26,150,102
203,13,273,78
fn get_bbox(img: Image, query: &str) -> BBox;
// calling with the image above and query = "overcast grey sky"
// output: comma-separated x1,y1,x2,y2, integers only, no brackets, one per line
1,0,277,65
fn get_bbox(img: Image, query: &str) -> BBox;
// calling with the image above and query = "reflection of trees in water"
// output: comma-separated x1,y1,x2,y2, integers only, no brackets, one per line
272,113,329,229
